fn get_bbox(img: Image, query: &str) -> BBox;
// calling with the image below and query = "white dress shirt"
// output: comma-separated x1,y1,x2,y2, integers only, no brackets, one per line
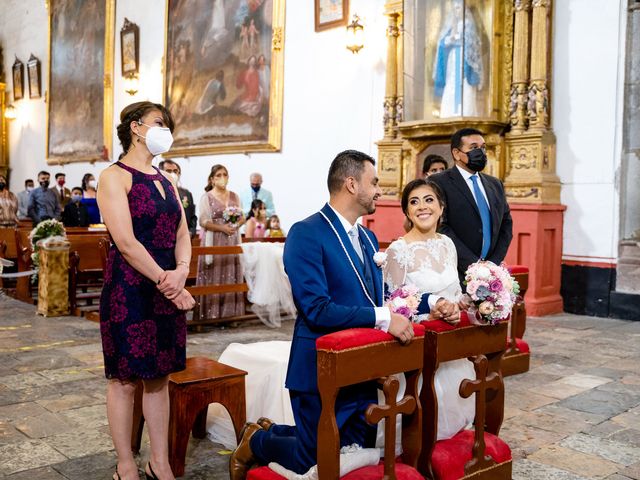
455,164,491,210
328,204,391,332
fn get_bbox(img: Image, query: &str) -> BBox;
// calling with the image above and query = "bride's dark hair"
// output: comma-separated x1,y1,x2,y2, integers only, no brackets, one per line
401,178,446,229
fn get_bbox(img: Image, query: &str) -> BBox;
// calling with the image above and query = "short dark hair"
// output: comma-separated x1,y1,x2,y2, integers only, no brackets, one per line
25,179,34,187
71,187,83,194
451,128,484,152
327,150,376,194
162,159,180,174
422,154,448,174
55,172,66,179
401,178,446,229
38,170,50,177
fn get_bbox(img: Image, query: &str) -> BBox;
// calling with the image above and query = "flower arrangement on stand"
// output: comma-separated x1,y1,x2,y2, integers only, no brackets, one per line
385,284,421,322
464,261,520,325
28,219,66,272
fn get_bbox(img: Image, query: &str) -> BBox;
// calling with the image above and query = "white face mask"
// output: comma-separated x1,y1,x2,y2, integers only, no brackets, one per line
168,172,179,184
137,122,174,156
88,180,97,189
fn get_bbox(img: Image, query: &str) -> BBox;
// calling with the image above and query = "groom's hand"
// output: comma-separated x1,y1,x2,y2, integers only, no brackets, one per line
388,312,414,345
433,299,460,325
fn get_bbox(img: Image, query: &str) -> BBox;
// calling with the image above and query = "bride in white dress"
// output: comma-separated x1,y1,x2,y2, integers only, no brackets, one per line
384,178,475,441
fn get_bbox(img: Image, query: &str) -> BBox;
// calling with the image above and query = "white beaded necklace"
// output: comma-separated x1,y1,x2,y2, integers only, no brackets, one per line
319,210,377,307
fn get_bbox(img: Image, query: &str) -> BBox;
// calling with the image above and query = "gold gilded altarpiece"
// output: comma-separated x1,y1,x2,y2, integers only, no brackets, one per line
378,0,560,205
0,83,7,179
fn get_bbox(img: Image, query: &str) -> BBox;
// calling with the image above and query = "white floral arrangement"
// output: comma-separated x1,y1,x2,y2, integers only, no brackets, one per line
28,219,66,270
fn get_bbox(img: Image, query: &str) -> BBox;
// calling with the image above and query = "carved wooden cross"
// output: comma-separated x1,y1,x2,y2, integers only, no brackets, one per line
459,355,503,475
366,376,416,480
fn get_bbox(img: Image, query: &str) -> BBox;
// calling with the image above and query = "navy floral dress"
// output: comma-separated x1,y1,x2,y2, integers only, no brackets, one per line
100,162,187,380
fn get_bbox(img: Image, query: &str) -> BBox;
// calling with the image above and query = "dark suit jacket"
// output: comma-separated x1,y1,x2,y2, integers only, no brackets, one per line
62,202,90,227
50,186,72,208
283,203,384,394
177,187,197,237
431,167,513,283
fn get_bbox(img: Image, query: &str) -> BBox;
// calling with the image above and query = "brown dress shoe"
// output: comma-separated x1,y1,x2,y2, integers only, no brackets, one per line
256,417,274,431
229,422,261,480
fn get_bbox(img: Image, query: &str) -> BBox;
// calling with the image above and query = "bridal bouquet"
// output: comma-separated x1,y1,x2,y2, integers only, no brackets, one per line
464,261,520,325
222,206,242,226
385,284,421,322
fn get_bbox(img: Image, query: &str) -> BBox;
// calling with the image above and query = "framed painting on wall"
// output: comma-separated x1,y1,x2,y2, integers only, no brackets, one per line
47,0,115,164
315,0,348,32
120,17,139,77
163,0,285,156
12,57,24,101
27,54,42,99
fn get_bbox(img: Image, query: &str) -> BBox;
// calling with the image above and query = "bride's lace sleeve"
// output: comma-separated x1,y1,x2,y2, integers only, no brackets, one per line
383,242,408,293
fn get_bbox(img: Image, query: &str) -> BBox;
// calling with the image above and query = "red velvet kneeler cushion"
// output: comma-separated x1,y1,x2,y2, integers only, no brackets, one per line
514,337,530,353
431,430,511,480
316,324,425,351
507,265,529,275
420,311,473,333
248,462,425,480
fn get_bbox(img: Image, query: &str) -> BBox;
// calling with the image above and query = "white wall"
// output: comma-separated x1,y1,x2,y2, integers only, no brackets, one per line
1,0,388,231
552,0,626,264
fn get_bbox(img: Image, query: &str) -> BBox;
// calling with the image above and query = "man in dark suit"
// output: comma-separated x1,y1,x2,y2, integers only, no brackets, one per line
431,128,513,284
52,172,72,208
228,150,416,478
159,159,197,237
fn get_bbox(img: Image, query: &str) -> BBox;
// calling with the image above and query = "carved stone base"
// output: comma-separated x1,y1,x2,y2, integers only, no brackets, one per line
504,130,560,204
616,240,640,294
505,203,566,316
376,140,404,199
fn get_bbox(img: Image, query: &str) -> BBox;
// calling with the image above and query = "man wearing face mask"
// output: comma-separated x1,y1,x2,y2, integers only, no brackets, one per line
62,187,90,227
17,179,35,220
28,170,62,225
430,128,513,285
52,173,72,208
159,160,197,237
240,172,276,218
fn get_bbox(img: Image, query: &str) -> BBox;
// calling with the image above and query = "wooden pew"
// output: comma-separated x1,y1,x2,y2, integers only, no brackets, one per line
0,227,18,259
14,229,35,303
68,232,111,315
502,268,530,376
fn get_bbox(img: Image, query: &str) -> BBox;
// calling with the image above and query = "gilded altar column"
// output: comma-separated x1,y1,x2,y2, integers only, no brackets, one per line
509,0,530,133
383,11,400,139
528,0,550,131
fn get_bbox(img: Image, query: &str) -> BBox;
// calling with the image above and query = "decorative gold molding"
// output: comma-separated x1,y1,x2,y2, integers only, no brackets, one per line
0,83,7,178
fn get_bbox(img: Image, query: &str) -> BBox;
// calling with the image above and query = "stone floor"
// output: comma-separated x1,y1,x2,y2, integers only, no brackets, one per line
0,293,639,479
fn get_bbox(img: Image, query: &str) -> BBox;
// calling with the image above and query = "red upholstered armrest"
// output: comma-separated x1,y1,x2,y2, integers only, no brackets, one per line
420,310,473,333
507,264,529,274
316,324,425,351
514,337,530,353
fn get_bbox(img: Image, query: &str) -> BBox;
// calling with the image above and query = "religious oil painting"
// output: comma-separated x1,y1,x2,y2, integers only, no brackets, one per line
47,0,115,164
27,54,42,99
315,0,348,31
12,57,24,101
120,18,139,76
403,0,493,122
164,0,285,156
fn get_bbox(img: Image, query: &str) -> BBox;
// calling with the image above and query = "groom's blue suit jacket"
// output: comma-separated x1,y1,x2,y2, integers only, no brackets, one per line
283,203,384,393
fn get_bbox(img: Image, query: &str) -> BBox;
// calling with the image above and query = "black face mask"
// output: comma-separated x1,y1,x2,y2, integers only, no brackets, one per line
0,182,5,191
465,148,487,172
40,180,50,189
251,185,260,193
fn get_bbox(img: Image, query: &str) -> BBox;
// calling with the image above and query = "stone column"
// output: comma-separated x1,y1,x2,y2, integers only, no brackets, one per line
383,11,400,139
528,0,550,131
509,0,530,133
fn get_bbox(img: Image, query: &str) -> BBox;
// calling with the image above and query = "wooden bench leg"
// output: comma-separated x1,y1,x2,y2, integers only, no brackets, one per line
192,406,208,439
216,378,247,442
168,389,200,477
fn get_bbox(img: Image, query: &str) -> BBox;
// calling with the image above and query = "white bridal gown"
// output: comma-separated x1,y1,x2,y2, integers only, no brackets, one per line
384,235,476,441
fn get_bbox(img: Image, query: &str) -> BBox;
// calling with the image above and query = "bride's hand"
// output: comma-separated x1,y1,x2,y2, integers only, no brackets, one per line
432,299,460,325
458,294,472,311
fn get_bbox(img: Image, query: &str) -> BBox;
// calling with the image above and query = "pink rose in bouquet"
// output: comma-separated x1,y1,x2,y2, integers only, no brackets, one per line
222,206,243,226
464,261,520,325
385,284,421,322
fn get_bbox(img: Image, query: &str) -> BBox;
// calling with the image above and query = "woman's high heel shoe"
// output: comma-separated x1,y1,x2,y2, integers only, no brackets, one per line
113,465,121,480
145,462,158,480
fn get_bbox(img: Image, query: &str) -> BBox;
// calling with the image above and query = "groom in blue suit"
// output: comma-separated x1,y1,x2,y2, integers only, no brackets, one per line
229,150,417,478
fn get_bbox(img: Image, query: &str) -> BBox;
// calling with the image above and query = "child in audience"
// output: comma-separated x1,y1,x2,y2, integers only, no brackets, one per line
245,199,267,238
265,214,285,238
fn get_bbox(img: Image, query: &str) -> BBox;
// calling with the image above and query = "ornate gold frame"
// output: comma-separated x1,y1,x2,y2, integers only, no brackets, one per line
0,83,8,179
45,0,115,165
162,0,285,158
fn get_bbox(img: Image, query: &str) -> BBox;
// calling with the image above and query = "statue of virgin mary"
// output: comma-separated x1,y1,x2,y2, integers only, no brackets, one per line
432,0,483,118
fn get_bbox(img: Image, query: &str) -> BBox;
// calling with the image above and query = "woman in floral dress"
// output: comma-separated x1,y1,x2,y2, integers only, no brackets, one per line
196,164,245,321
98,101,195,480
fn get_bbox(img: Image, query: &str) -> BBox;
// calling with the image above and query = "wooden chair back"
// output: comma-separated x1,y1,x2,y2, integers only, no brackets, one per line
67,233,111,314
186,245,249,297
419,320,509,479
316,327,425,480
14,229,34,302
0,227,17,258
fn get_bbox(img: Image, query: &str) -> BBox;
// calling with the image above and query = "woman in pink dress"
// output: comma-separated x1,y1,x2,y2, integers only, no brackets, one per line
245,199,267,238
196,164,245,320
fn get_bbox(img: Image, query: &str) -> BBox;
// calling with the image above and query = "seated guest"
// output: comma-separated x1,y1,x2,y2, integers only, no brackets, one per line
0,174,19,227
28,170,61,224
159,159,197,237
52,172,71,207
265,214,285,238
423,154,448,178
245,199,267,238
240,172,275,217
62,187,90,227
16,179,34,220
81,173,101,224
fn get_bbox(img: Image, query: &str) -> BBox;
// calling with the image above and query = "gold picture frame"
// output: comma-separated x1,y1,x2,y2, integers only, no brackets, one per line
315,0,349,32
163,0,285,157
12,57,24,101
27,54,42,99
46,0,115,165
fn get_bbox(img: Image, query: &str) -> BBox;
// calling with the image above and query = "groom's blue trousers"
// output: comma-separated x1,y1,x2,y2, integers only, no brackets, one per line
250,383,377,474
